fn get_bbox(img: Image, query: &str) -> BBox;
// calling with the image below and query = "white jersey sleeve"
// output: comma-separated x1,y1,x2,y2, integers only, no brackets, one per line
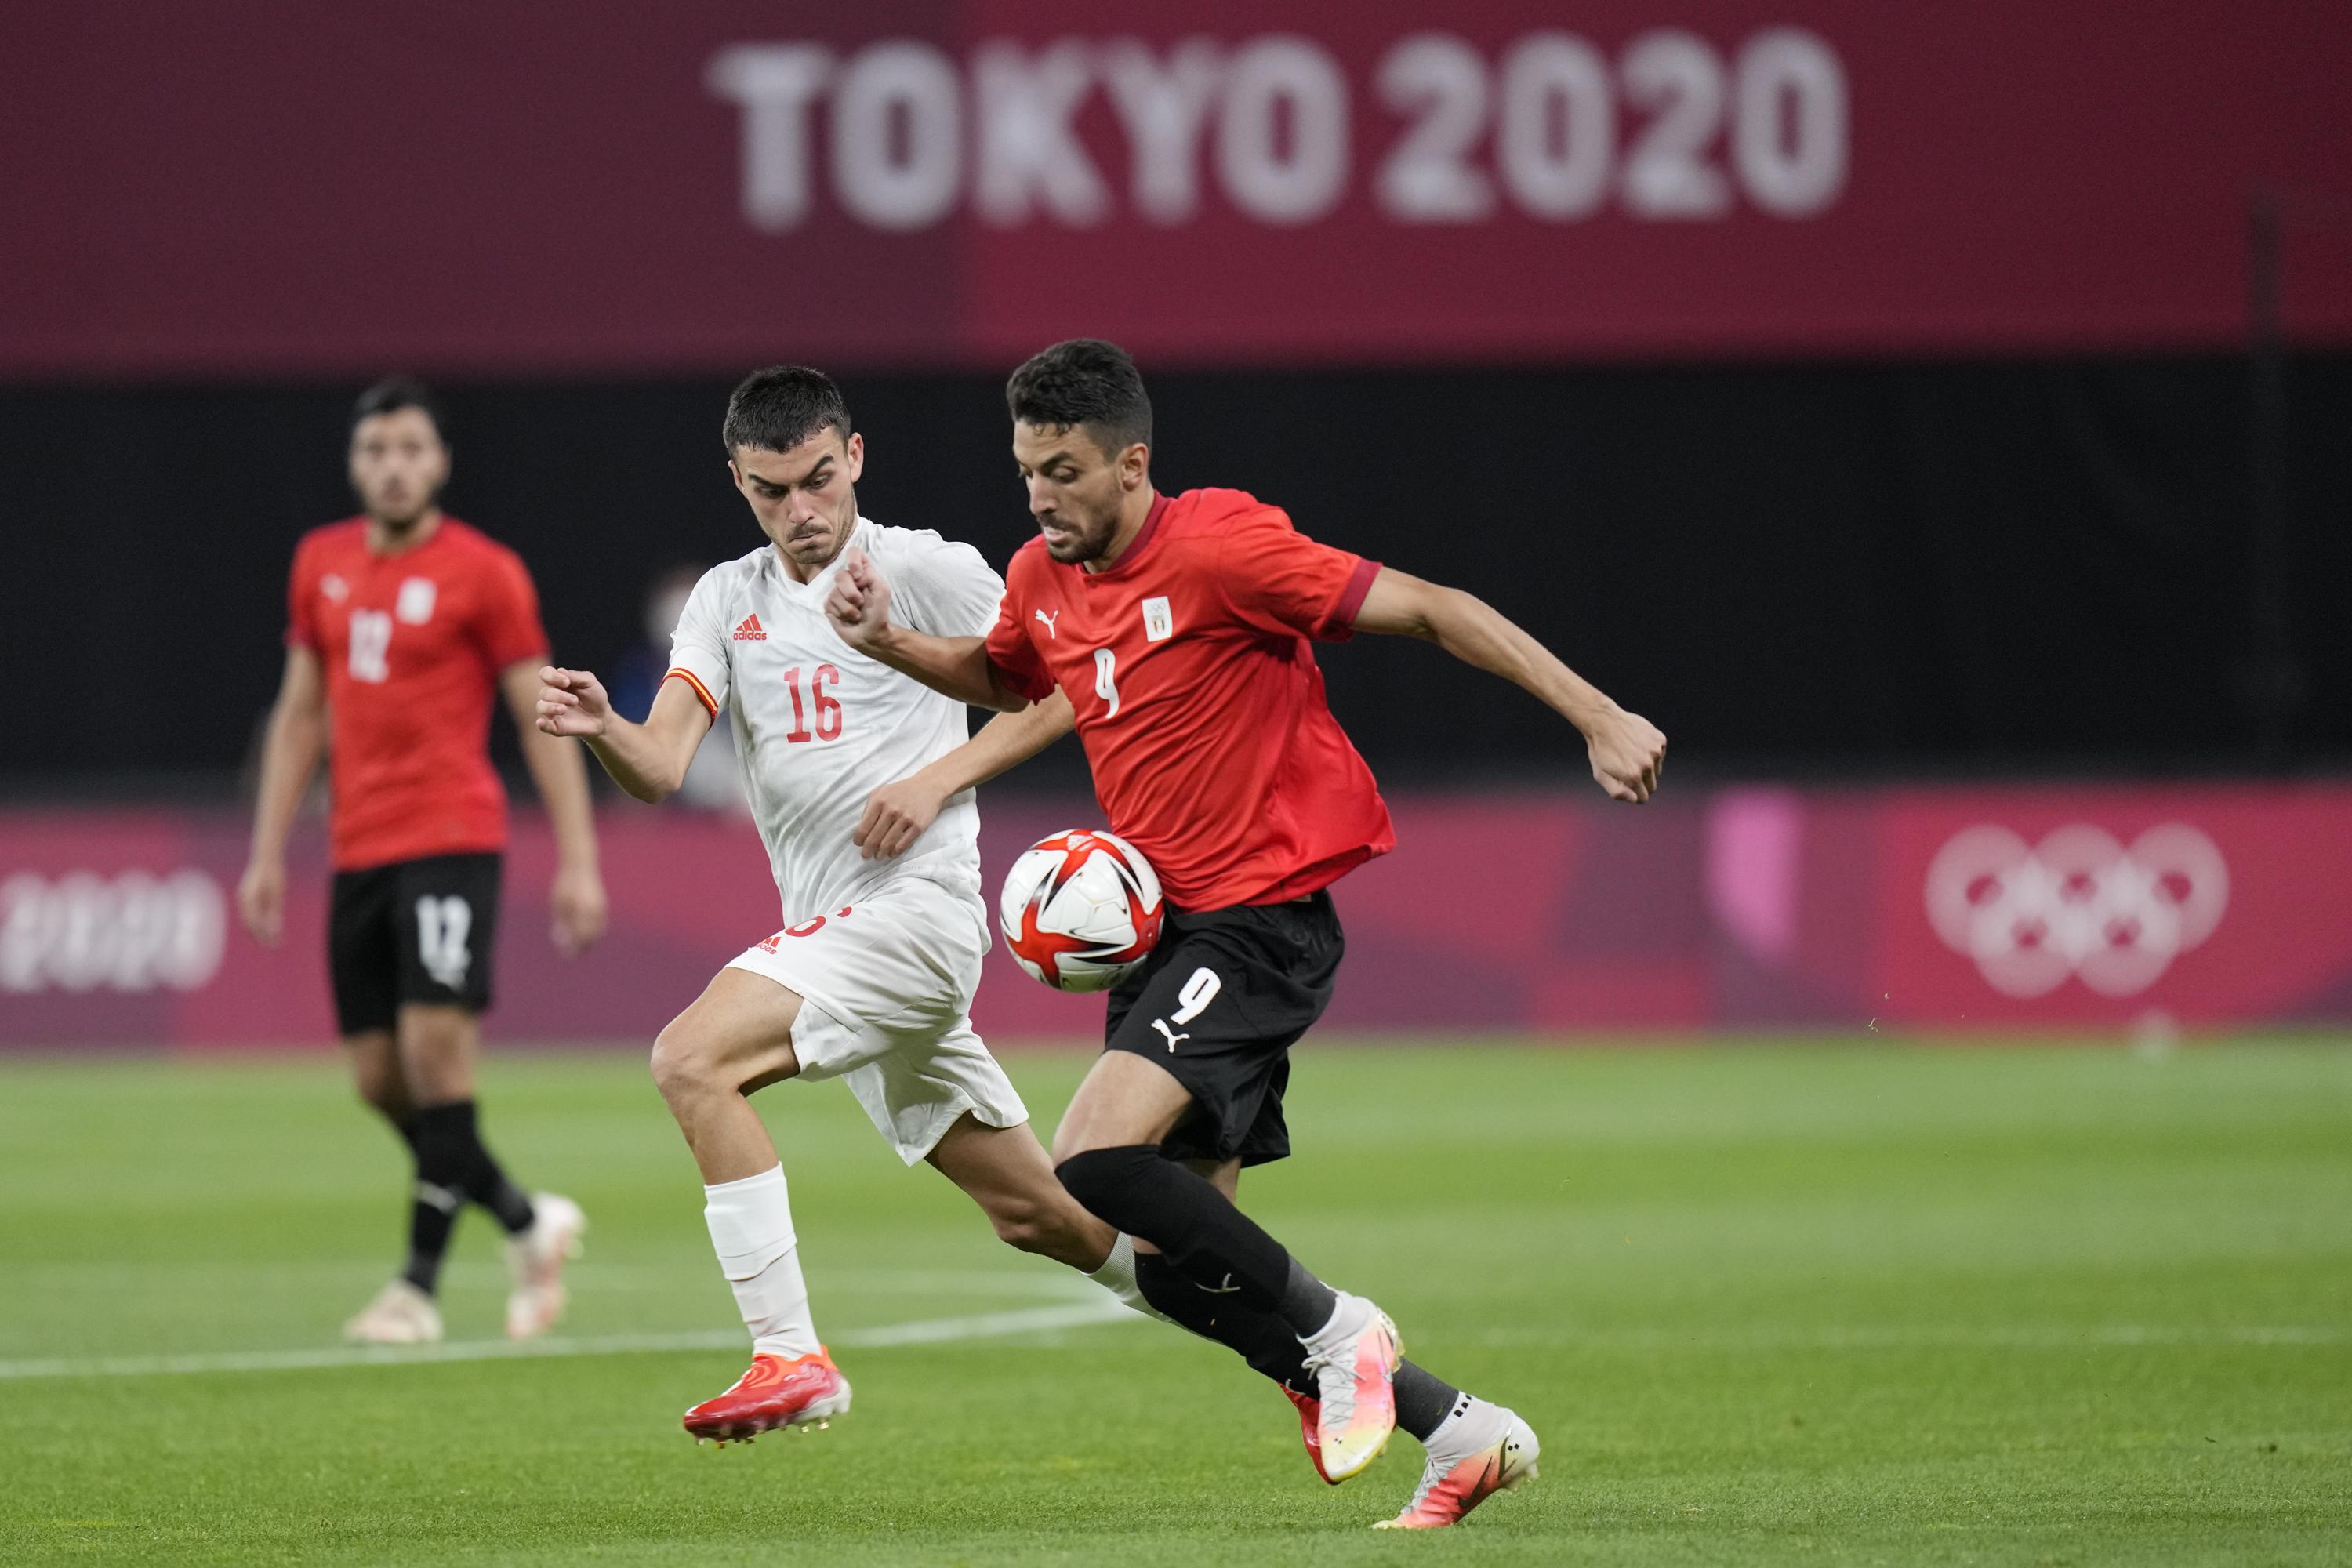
665,564,736,718
886,532,1004,640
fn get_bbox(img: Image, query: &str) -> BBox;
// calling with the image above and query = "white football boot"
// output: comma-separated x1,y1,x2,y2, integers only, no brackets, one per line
343,1278,444,1344
504,1192,586,1339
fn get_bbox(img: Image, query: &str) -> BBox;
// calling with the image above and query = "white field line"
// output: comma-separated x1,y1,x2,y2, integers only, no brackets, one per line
0,1299,1142,1382
9,1262,1105,1299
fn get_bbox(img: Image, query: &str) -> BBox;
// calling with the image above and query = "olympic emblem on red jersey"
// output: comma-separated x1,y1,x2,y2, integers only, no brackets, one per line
1924,824,2228,999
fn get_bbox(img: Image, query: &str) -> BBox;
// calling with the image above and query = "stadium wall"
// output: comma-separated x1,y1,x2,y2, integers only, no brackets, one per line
5,786,2348,1049
5,358,2351,789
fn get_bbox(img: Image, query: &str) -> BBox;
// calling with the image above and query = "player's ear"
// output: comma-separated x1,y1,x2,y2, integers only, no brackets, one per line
1119,441,1149,492
842,430,865,484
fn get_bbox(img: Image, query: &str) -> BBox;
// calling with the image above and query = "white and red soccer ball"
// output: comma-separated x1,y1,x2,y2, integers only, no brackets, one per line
998,829,1164,992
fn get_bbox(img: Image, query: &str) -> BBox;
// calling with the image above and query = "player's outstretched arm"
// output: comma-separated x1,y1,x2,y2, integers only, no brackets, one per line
823,546,1034,712
501,662,608,956
855,689,1077,861
535,666,713,805
1353,567,1667,804
238,644,329,946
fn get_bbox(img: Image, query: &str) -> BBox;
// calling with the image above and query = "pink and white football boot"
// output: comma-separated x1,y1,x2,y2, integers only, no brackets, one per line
1375,1403,1541,1530
504,1192,586,1340
1298,1293,1402,1483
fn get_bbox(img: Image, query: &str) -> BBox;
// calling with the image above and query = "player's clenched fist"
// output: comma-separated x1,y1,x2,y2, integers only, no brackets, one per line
1584,706,1668,804
535,666,613,739
822,546,894,649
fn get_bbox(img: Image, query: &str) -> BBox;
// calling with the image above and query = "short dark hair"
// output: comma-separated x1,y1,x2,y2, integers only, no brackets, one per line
724,365,852,455
351,377,445,441
1005,339,1152,456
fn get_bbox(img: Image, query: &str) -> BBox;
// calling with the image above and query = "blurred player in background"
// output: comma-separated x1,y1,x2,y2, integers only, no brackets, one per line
534,367,1156,1443
829,339,1665,1528
605,564,750,815
238,379,608,1345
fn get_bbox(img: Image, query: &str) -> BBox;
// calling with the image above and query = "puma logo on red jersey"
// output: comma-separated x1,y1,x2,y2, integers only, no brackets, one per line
734,615,768,641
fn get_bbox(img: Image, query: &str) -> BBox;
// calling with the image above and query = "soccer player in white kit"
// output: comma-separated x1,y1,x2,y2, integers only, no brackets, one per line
534,368,1146,1441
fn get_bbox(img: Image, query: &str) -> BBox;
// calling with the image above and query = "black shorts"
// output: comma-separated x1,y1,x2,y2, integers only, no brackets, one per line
1103,891,1344,1169
327,853,503,1037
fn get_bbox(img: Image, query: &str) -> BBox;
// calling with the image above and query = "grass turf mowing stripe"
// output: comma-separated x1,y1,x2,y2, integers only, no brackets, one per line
0,1299,1143,1382
1474,1323,2349,1349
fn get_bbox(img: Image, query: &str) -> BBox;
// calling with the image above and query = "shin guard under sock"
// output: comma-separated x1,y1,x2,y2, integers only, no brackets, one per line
399,1109,467,1294
1056,1145,1294,1314
1139,1251,1464,1436
408,1100,536,1237
1134,1250,1317,1398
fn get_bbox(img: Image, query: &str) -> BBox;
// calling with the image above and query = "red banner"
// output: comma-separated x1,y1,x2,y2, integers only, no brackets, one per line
5,785,2350,1047
4,2,2348,376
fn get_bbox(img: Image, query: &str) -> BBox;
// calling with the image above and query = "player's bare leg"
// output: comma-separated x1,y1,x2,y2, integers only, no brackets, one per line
923,1112,1158,1316
649,967,807,1185
926,1112,1115,1269
653,967,849,1441
347,1029,416,1130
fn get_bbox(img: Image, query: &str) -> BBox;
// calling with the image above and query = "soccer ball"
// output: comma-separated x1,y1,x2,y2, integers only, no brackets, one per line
999,829,1164,992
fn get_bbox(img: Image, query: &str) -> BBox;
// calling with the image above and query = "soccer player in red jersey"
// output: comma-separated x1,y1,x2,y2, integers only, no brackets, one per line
238,379,609,1345
828,340,1664,1528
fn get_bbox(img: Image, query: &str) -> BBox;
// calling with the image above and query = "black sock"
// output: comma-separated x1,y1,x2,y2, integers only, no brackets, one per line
1057,1145,1320,1326
1281,1258,1338,1334
408,1099,537,1236
1140,1253,1467,1436
400,1109,466,1295
1134,1251,1317,1398
1392,1362,1468,1443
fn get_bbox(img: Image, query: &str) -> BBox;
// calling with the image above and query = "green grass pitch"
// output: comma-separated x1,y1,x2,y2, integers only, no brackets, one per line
2,1041,2348,1566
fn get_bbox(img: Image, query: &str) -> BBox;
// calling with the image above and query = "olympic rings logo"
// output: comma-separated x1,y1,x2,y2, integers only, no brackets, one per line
1924,824,2228,999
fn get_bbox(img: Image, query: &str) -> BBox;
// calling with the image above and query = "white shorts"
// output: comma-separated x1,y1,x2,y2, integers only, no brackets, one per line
724,876,1027,1164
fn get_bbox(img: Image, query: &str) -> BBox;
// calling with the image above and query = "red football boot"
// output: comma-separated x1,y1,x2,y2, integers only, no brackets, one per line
683,1348,852,1444
1283,1386,1335,1484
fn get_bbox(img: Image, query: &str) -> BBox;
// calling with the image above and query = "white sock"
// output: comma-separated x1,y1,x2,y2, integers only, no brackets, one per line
702,1164,819,1359
1085,1233,1173,1323
1425,1395,1504,1457
1301,1289,1370,1352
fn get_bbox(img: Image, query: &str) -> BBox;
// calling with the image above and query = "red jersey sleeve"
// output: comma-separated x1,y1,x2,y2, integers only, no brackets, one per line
984,568,1058,702
285,537,320,651
1216,506,1381,642
476,548,551,671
